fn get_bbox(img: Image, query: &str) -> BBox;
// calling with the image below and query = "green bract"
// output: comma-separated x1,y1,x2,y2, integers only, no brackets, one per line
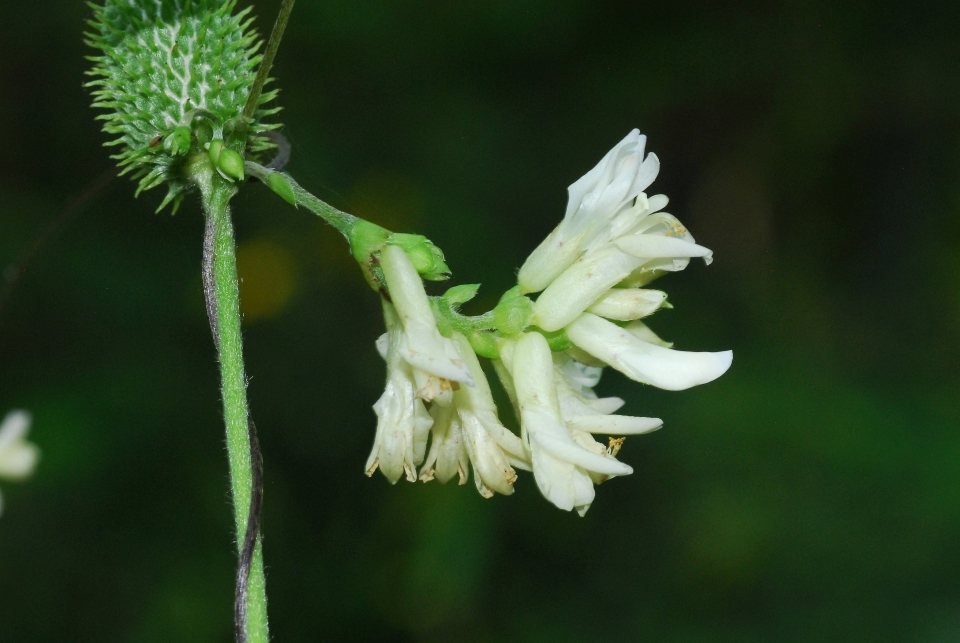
86,0,281,212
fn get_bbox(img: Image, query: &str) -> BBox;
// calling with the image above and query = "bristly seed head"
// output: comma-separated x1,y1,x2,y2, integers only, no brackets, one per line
85,0,282,213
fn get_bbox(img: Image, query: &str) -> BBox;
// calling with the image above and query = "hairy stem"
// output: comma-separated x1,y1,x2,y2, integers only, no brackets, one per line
201,180,269,643
245,162,359,238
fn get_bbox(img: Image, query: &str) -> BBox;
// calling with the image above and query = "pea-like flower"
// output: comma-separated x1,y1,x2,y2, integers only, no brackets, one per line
363,131,731,516
0,410,40,516
502,332,634,515
365,245,476,482
419,333,529,498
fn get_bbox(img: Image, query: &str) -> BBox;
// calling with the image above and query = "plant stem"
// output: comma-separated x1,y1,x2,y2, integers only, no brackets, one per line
244,162,359,238
243,0,297,122
201,179,269,643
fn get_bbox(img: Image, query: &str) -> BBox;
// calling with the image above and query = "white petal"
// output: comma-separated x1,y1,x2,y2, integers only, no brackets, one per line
623,321,673,347
565,129,643,221
588,397,625,414
0,442,39,480
586,288,667,321
533,245,643,332
518,225,588,294
381,246,474,384
532,432,633,476
0,410,31,450
461,410,516,497
566,313,733,391
647,194,669,213
566,415,662,435
626,153,660,202
614,234,713,261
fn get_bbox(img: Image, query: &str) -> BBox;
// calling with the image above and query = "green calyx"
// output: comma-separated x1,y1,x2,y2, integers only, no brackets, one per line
493,286,534,336
86,0,282,212
386,233,450,281
347,222,452,290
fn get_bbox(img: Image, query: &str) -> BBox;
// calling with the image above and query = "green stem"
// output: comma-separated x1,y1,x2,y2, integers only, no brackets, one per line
245,162,359,238
201,179,269,643
243,0,297,122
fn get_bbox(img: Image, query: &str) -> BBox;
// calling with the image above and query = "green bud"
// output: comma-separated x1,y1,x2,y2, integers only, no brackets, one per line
218,148,245,182
493,294,534,336
468,332,500,360
443,284,481,306
164,126,192,156
267,172,297,206
208,139,225,166
498,285,523,304
387,233,451,281
534,327,572,352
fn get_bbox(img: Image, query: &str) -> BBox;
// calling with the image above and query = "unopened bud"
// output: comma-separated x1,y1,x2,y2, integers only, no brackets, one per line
218,148,245,182
164,126,192,156
493,292,534,336
387,233,450,281
468,331,500,359
267,172,297,206
208,139,225,165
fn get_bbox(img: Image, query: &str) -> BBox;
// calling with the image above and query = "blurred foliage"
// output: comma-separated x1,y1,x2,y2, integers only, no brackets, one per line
2,0,960,641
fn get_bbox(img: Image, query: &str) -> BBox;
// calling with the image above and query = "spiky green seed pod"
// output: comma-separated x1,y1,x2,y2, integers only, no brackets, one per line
86,0,282,213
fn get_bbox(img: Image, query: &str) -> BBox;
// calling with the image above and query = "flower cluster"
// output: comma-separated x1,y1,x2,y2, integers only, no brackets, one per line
0,410,40,516
363,130,731,515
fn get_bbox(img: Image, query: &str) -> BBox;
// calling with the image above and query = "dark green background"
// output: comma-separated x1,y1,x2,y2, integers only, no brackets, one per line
2,1,959,640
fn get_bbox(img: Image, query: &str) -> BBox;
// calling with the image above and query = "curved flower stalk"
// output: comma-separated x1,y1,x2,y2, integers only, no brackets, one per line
0,410,40,517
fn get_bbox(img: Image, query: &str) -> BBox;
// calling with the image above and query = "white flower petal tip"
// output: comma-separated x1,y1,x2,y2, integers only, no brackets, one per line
533,432,633,476
566,313,732,391
614,235,713,261
0,410,39,481
586,288,668,321
566,415,663,435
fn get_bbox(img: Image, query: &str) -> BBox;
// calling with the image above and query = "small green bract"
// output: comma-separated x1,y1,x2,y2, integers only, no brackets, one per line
86,0,281,212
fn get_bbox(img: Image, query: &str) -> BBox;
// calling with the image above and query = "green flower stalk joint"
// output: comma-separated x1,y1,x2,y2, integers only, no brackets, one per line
86,0,733,639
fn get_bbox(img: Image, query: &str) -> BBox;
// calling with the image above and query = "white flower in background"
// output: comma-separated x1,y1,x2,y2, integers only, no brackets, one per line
419,333,529,498
0,409,40,516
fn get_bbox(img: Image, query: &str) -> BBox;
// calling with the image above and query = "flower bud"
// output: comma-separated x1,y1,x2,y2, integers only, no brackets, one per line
164,126,192,156
217,148,245,182
493,292,534,336
387,233,451,281
267,172,297,206
207,139,224,165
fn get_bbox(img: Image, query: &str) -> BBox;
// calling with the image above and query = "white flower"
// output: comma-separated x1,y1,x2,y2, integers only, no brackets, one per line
505,332,632,516
380,244,474,392
365,326,434,483
0,410,40,516
419,333,528,497
532,205,713,332
565,313,732,391
519,129,660,293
